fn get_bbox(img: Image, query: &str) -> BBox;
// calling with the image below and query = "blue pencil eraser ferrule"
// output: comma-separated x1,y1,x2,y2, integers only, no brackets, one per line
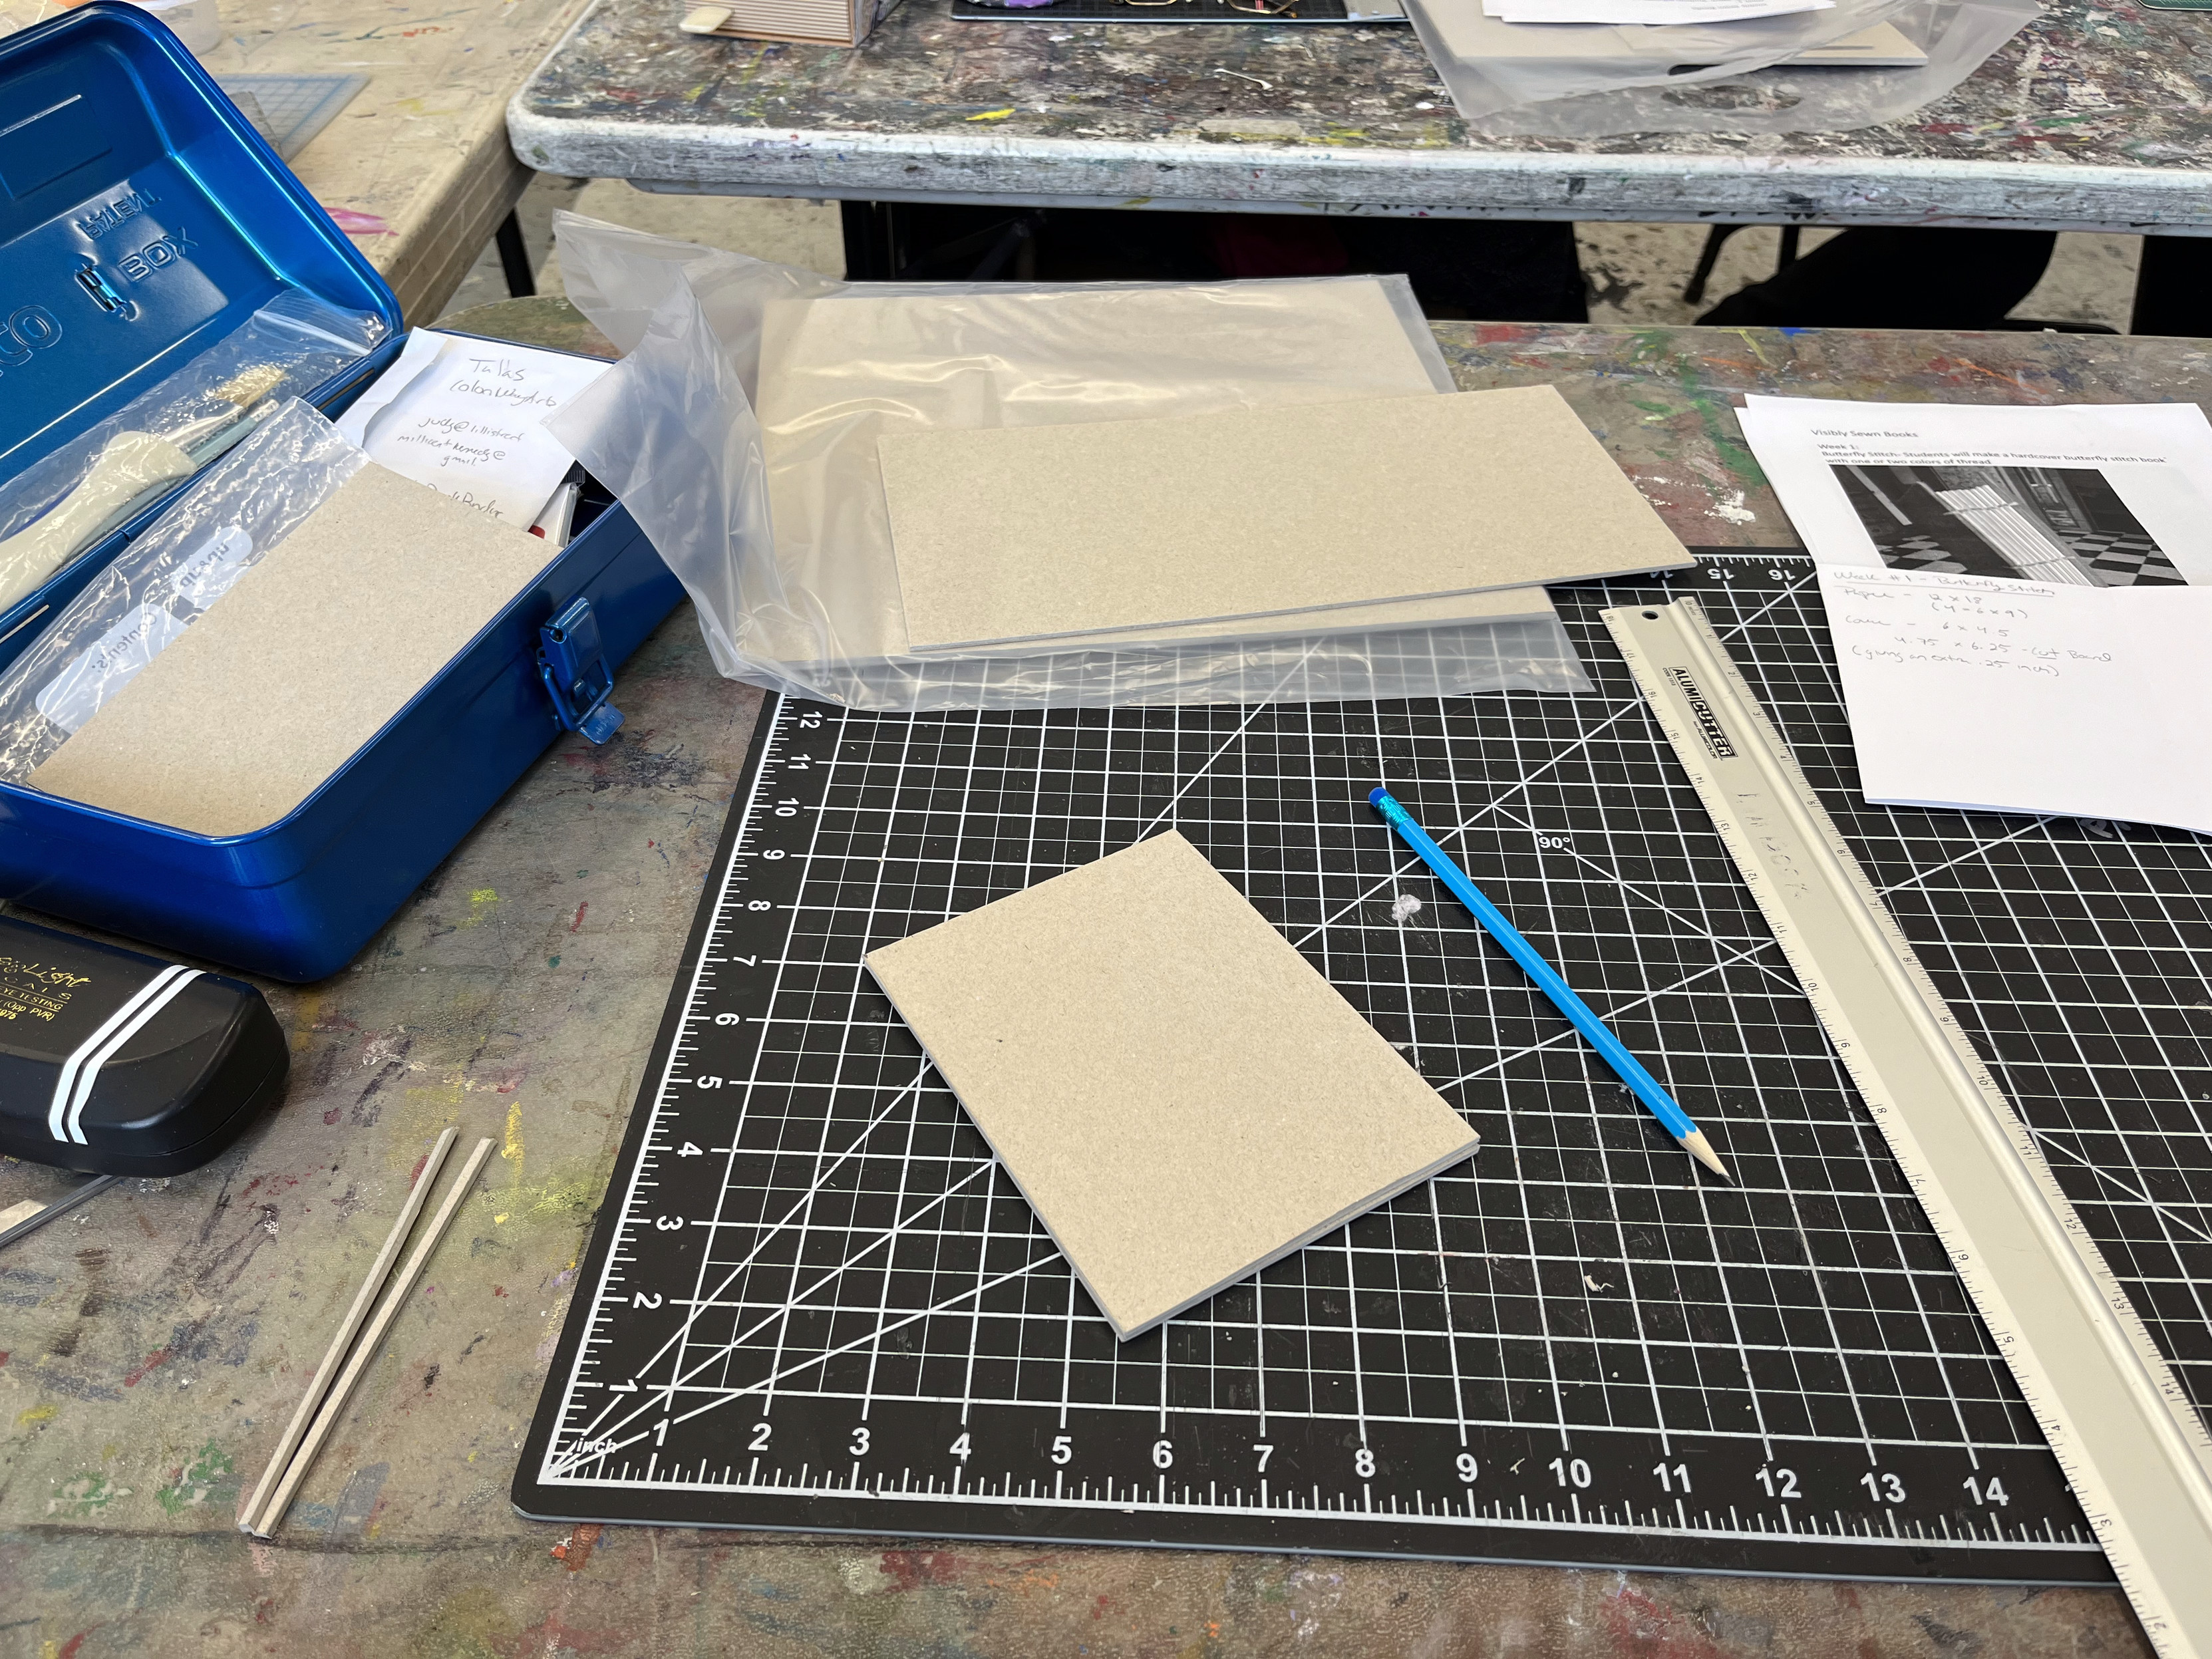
1368,786,1390,807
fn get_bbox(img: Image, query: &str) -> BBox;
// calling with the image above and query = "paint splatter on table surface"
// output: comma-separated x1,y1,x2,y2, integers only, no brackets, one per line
513,0,2212,229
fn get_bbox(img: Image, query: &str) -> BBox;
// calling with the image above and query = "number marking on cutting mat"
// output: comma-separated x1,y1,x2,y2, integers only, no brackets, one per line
515,557,2211,1585
1603,597,2212,1654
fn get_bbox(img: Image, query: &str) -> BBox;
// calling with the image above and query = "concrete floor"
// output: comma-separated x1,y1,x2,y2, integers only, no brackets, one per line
440,174,2144,333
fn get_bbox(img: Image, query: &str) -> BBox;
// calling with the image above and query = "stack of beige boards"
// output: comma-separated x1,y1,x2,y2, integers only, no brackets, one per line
879,384,1695,653
745,278,1617,674
677,0,894,45
866,832,1482,1338
31,466,555,835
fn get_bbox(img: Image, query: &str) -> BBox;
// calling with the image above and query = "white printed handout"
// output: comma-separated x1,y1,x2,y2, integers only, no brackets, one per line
1740,396,2212,587
1819,565,2212,835
343,331,609,526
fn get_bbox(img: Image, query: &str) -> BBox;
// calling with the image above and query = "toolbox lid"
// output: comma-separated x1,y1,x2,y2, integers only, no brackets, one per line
0,1,400,485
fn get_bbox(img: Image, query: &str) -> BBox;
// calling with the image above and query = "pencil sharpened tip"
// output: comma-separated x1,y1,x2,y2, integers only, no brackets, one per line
1680,1130,1730,1181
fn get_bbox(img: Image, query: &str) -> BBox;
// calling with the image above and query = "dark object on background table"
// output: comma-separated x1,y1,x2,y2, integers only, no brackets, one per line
1696,227,2058,329
2132,235,2212,337
0,915,287,1177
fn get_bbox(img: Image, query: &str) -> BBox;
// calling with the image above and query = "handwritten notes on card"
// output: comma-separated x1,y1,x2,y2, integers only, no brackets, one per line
343,331,609,526
1818,565,2212,835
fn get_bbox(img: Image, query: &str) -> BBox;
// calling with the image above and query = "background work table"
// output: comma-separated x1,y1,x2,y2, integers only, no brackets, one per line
510,0,2212,233
7,311,2207,1656
202,0,591,321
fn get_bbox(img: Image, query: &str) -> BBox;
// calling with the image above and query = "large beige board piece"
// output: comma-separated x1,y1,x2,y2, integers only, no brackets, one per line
864,831,1480,1339
748,279,1462,667
878,384,1693,651
33,464,555,837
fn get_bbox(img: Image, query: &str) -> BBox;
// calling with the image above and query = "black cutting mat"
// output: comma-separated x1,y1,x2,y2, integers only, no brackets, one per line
517,553,2212,1579
951,0,1365,22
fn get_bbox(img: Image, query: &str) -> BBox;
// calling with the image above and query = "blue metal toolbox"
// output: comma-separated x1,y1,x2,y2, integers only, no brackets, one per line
0,3,682,982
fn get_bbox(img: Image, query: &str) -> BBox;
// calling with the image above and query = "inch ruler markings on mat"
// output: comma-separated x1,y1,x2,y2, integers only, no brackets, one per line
1605,597,2212,1658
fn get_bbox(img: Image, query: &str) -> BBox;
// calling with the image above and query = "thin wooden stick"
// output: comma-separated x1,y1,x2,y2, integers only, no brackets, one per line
238,1127,459,1533
249,1136,494,1537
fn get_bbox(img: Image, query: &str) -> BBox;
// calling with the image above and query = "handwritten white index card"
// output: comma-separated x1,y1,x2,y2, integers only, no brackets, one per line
1817,565,2212,835
348,331,609,526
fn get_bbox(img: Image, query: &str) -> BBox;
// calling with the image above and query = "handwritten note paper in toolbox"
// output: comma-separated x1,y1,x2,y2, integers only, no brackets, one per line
347,332,608,525
1818,565,2212,834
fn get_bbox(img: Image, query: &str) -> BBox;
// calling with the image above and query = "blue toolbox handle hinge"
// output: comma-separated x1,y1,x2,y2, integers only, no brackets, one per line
536,597,626,745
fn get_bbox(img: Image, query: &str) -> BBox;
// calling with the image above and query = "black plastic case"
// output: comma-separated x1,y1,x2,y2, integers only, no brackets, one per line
0,915,287,1175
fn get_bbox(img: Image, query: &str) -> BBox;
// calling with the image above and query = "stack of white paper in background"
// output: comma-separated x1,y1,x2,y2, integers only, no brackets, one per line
1742,394,2212,835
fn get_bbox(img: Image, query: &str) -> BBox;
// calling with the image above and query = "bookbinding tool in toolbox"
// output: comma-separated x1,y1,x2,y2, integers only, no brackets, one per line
518,553,2212,1595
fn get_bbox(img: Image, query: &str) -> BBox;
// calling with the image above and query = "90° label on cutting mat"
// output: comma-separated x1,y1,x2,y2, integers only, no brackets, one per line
508,557,2204,1578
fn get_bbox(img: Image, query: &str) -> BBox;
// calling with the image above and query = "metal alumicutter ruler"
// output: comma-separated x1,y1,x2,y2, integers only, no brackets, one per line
1603,596,2212,1659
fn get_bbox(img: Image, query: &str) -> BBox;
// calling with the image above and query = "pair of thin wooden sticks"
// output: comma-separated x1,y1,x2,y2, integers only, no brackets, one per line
238,1128,494,1539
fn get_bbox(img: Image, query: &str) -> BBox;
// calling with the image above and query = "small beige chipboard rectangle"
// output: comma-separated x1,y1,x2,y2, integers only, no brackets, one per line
864,831,1480,1339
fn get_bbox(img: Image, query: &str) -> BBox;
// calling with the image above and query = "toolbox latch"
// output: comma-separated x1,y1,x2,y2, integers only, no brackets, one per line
537,598,625,745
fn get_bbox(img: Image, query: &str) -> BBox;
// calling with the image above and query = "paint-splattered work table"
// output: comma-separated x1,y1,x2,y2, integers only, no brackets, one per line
4,305,2203,1657
510,0,2212,233
190,0,593,321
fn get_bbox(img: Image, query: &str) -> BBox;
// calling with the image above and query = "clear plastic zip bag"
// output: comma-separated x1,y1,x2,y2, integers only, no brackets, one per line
547,212,1592,711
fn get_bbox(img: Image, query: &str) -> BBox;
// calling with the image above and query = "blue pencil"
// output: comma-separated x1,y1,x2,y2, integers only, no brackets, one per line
1368,786,1730,1180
